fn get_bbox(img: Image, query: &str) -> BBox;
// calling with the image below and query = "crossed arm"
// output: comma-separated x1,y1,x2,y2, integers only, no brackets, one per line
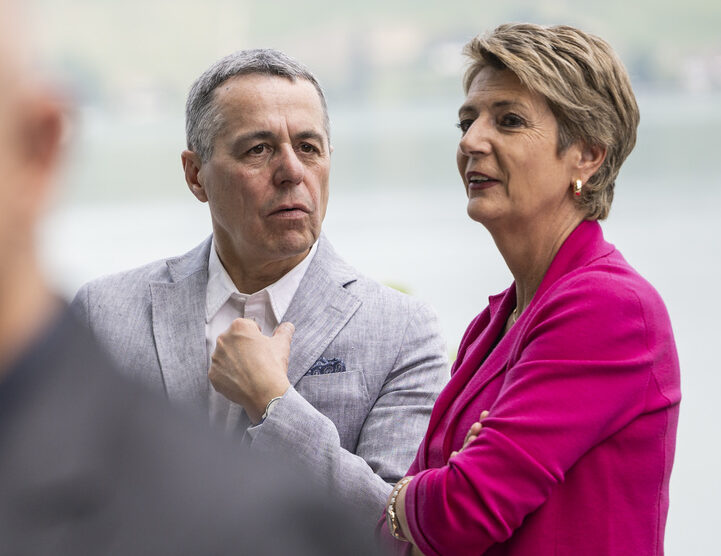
379,277,671,555
390,411,489,554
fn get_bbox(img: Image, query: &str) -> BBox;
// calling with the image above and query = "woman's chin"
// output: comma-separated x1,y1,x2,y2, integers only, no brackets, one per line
466,200,503,227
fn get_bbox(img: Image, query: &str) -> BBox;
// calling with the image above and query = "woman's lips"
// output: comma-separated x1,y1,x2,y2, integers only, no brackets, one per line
467,172,500,190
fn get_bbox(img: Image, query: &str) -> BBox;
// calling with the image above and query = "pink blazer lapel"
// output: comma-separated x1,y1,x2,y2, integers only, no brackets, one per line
419,288,515,467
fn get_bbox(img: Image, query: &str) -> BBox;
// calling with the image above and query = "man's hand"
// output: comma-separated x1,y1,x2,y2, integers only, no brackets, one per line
209,318,295,424
449,410,489,460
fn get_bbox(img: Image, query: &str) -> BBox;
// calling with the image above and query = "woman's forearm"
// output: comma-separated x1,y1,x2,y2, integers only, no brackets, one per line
395,479,415,543
386,476,424,553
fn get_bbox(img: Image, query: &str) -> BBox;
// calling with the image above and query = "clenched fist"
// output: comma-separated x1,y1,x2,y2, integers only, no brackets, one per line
209,318,295,424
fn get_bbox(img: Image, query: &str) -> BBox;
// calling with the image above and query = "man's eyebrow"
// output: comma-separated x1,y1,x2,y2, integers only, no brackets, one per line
231,130,326,146
232,130,276,145
295,130,326,144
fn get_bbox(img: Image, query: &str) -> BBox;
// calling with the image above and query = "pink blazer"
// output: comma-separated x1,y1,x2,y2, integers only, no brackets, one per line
380,221,680,555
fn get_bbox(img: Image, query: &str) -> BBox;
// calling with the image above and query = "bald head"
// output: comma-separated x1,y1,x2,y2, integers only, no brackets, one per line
0,0,26,137
0,0,34,93
0,0,64,249
0,0,65,370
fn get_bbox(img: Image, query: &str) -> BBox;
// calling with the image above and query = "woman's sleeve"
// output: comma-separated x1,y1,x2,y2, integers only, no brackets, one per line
403,272,670,555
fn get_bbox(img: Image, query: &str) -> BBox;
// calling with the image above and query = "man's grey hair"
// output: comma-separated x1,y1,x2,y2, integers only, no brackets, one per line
185,48,330,162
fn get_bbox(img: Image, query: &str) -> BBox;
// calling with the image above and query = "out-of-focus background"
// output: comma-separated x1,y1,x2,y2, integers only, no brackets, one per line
28,0,720,552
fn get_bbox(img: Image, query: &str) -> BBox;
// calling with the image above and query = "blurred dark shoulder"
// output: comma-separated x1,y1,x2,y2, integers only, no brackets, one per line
0,307,378,556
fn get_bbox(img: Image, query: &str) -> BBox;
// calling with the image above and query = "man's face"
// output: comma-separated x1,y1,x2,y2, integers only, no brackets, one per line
0,14,34,261
191,74,331,271
0,75,15,254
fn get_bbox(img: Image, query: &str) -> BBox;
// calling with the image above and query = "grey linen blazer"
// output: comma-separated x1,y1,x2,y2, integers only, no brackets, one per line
71,234,448,528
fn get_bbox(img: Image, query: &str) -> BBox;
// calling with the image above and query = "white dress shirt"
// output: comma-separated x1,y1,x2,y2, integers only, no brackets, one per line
205,240,318,428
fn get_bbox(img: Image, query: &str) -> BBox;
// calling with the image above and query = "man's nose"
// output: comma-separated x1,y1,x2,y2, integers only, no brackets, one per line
458,120,493,158
273,146,304,187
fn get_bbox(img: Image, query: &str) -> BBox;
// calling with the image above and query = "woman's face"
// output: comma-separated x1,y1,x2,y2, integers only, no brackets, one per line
457,66,583,232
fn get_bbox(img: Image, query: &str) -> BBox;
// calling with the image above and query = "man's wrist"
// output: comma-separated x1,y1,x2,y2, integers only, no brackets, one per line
248,385,289,424
258,396,282,424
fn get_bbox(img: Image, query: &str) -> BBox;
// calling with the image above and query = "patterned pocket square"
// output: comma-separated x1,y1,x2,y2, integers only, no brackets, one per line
305,357,346,376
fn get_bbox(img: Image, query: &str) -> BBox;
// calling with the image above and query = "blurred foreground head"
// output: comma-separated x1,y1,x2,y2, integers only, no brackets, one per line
0,0,65,369
0,0,63,258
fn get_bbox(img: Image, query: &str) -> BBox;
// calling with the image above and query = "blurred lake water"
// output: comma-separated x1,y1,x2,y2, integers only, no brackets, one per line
42,91,721,554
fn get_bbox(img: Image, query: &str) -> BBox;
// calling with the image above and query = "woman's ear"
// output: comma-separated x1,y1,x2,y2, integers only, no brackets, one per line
181,149,208,203
577,142,607,183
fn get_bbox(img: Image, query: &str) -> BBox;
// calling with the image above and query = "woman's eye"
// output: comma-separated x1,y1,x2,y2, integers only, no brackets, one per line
456,119,473,134
500,113,524,128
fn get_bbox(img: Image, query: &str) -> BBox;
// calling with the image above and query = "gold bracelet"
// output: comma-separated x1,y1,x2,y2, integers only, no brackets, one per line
386,476,413,542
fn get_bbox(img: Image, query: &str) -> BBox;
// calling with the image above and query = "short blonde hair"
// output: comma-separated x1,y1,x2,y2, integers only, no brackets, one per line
463,23,639,220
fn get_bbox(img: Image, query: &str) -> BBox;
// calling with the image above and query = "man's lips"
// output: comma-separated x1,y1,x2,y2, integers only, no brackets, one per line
466,171,500,190
267,204,310,217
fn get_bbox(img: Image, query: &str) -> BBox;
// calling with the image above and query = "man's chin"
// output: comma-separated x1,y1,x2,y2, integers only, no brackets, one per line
268,233,317,260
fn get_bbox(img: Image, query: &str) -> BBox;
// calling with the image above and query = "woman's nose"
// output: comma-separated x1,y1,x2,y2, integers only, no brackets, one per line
458,120,492,157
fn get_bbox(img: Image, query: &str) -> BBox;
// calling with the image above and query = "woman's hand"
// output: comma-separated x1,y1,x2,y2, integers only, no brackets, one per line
449,410,489,460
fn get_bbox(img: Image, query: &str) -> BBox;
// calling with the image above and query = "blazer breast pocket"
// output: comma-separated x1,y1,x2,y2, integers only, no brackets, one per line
295,369,371,452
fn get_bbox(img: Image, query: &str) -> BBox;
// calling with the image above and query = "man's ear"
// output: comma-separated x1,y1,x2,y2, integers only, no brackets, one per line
21,93,64,187
576,142,607,184
15,92,64,214
181,149,208,202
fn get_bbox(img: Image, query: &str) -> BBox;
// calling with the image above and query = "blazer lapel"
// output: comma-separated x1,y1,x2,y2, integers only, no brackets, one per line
421,288,516,465
231,235,361,438
449,221,612,414
150,238,211,411
283,235,361,386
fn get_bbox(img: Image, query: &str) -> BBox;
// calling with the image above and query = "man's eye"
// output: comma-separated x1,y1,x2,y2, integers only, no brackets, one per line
456,119,473,134
500,114,524,127
299,143,318,153
248,144,267,154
